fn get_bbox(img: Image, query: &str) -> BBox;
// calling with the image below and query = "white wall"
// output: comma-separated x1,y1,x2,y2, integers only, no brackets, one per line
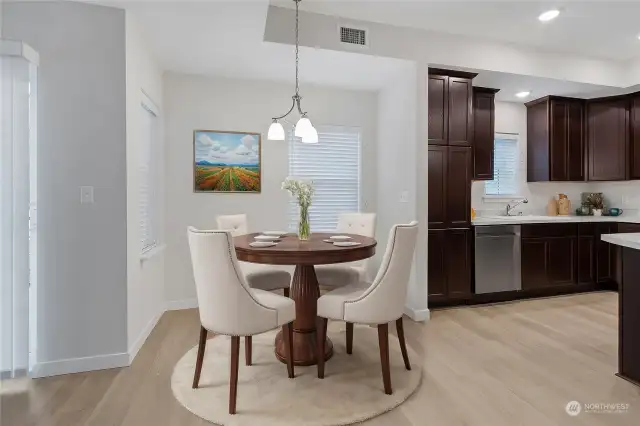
125,12,165,362
3,1,128,375
164,73,378,305
375,63,427,320
472,101,640,215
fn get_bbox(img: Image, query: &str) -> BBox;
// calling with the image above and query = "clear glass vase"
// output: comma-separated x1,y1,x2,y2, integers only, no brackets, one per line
298,204,310,241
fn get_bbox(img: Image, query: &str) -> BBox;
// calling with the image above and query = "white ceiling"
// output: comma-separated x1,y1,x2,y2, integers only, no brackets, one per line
116,0,411,90
272,0,640,61
468,68,620,103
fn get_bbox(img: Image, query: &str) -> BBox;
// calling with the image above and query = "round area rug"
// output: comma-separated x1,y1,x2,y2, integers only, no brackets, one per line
171,323,422,426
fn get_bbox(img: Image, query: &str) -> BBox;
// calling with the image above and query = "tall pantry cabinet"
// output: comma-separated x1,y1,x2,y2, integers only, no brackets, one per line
427,69,476,303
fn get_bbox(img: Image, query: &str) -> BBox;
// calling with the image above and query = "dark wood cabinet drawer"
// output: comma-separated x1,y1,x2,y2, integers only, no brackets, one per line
618,223,640,233
578,223,596,236
521,223,578,238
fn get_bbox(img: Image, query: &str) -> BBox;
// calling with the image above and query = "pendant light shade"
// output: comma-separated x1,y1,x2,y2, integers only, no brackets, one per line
268,1,318,144
295,116,313,138
302,125,318,144
268,121,285,140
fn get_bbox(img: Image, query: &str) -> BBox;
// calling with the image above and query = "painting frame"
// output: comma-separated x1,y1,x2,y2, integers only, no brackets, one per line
193,129,262,193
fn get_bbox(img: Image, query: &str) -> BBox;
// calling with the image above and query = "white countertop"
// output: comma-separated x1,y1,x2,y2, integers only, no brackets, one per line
472,215,640,226
601,233,640,250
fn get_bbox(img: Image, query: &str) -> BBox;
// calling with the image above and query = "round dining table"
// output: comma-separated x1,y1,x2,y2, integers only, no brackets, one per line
234,232,377,366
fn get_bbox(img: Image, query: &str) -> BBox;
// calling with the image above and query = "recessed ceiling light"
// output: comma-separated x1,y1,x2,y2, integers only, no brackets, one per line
538,9,560,22
515,91,531,98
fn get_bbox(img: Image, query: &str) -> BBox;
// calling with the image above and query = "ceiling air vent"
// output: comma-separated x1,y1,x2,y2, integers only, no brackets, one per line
339,26,367,47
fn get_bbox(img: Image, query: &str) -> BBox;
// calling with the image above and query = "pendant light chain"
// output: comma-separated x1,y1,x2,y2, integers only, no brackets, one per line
295,0,300,97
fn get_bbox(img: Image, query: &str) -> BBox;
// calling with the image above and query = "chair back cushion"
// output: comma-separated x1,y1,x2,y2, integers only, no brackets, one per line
336,213,376,270
187,227,277,335
337,213,376,237
216,214,248,237
344,221,418,324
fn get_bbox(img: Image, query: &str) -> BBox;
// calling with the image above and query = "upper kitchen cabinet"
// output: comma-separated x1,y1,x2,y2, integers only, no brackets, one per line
631,94,640,180
428,68,476,146
472,87,499,180
526,96,585,182
587,97,629,181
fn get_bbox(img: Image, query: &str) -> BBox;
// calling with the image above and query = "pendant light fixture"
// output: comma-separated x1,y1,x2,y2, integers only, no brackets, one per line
267,0,318,143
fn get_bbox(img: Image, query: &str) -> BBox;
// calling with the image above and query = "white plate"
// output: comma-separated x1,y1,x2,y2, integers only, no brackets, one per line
254,235,280,241
249,241,277,248
333,241,361,247
263,231,288,236
329,235,352,241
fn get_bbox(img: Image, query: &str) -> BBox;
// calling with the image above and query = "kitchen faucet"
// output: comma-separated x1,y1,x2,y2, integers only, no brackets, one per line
506,199,529,216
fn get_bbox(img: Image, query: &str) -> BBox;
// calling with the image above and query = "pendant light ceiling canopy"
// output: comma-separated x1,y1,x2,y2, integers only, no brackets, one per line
267,0,318,143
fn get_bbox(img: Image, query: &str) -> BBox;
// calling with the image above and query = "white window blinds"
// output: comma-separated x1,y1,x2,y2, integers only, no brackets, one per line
140,94,159,253
288,125,361,231
485,134,518,196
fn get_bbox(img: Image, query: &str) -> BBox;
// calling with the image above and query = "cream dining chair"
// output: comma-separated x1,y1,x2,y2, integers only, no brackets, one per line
315,221,418,395
216,214,292,297
315,213,377,288
187,228,296,415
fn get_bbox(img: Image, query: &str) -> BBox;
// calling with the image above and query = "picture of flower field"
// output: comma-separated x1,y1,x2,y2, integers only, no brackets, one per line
193,130,261,192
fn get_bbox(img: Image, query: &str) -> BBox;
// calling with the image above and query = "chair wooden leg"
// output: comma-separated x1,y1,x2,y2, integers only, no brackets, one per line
396,317,411,370
317,317,328,379
282,323,295,378
245,336,252,366
229,336,240,415
346,322,353,355
192,326,208,389
378,323,392,395
283,287,290,298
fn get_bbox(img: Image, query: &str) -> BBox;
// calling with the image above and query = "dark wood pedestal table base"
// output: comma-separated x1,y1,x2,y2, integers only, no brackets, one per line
234,233,377,366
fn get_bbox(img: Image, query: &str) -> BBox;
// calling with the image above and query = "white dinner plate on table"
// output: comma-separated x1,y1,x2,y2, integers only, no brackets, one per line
254,235,280,241
263,231,287,236
329,235,352,241
333,241,361,247
249,241,277,248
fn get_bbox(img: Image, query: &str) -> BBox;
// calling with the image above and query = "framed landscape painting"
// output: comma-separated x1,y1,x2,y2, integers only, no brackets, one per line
193,130,261,193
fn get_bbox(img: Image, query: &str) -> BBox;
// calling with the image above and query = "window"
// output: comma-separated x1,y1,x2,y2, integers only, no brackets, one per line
485,133,518,196
288,125,361,231
140,93,159,253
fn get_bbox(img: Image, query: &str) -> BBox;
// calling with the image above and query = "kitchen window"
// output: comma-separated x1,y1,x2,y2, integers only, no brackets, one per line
288,125,361,231
140,92,160,254
485,133,519,196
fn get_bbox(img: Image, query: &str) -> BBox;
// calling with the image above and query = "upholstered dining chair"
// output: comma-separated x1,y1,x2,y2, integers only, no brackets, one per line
187,228,296,415
216,214,292,297
315,213,377,288
315,221,418,395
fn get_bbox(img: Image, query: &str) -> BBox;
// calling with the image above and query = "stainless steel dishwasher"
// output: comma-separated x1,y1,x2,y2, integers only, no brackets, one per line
474,225,521,294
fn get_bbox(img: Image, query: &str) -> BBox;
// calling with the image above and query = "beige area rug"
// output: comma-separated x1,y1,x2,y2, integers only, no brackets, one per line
171,324,422,426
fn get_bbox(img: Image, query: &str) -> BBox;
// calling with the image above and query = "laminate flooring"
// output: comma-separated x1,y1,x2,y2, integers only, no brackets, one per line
2,292,639,425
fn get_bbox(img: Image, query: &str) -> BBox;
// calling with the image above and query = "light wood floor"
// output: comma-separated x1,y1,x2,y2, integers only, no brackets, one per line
2,292,639,425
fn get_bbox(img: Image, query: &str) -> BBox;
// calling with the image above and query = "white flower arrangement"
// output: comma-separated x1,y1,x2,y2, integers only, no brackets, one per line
281,177,315,207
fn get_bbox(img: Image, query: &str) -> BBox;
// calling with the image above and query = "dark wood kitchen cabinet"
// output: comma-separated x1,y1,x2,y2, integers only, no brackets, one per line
428,69,475,147
428,228,472,302
631,95,640,180
577,224,596,285
595,223,617,283
472,87,499,180
446,147,472,228
428,145,471,229
526,96,585,182
521,224,577,290
587,98,629,181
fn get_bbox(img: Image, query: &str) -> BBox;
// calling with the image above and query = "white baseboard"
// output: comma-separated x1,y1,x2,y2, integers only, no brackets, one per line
404,305,430,322
32,352,129,378
165,298,198,311
128,309,164,364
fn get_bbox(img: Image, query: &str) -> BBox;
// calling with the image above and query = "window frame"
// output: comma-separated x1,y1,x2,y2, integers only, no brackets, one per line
483,132,524,202
287,124,362,232
139,91,161,256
